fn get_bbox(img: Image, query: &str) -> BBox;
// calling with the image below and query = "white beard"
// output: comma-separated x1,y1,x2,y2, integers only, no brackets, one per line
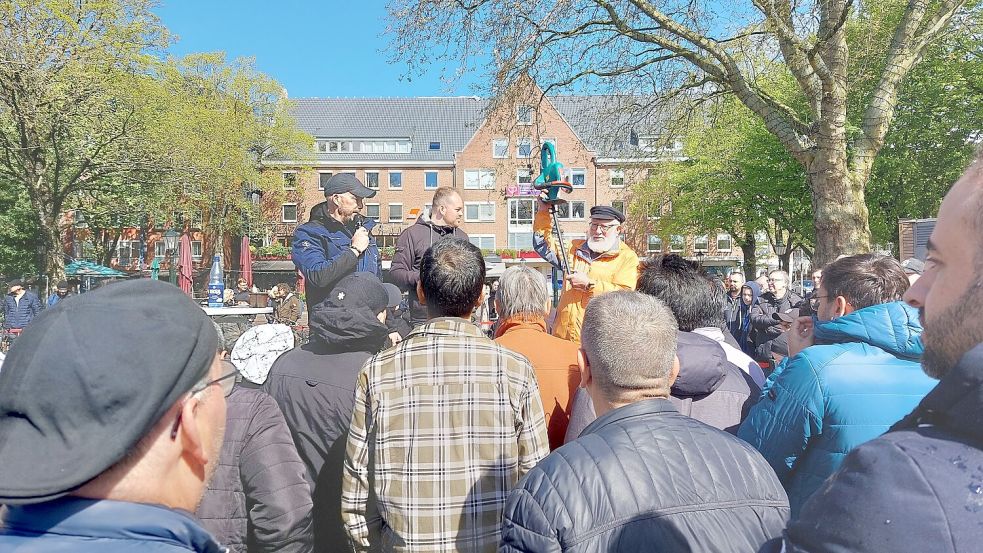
587,234,619,254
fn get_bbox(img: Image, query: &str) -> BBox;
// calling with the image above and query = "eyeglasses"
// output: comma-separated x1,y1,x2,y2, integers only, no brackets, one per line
190,369,238,398
767,278,785,284
588,222,620,232
170,369,237,439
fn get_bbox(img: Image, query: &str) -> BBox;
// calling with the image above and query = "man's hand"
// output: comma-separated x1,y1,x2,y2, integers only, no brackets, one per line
565,272,591,291
352,227,370,254
786,316,815,358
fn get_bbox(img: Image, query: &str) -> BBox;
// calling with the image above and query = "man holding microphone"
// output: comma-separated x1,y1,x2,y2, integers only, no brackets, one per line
292,173,381,315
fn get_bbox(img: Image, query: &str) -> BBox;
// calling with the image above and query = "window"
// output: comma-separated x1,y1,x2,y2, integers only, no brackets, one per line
464,169,496,190
116,240,140,265
509,232,533,250
322,139,411,154
318,171,333,191
509,198,534,226
516,169,532,184
424,171,438,189
365,203,380,220
282,203,298,223
670,235,685,252
388,171,402,190
154,241,165,259
493,139,509,159
422,204,432,220
694,235,709,252
517,105,533,125
556,200,586,220
191,240,203,260
465,202,496,222
388,203,403,222
611,200,625,214
610,169,625,188
282,172,297,190
516,138,532,158
570,168,586,188
647,235,663,253
717,233,732,252
429,141,441,150
364,171,379,189
189,211,204,229
470,235,496,250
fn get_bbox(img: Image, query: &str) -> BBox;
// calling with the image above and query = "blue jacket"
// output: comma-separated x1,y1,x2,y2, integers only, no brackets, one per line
291,202,381,310
0,496,227,552
2,290,42,329
737,301,936,517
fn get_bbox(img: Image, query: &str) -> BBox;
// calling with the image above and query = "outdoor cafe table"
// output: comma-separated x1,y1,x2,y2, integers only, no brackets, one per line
201,306,273,317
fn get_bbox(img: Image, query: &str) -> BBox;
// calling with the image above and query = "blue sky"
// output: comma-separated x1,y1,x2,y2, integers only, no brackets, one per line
154,1,482,99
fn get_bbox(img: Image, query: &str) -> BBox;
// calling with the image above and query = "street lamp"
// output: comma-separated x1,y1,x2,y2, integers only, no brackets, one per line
163,229,179,286
774,239,788,257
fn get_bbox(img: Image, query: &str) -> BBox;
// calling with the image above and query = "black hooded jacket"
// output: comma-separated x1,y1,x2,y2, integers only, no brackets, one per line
262,302,389,553
782,342,983,552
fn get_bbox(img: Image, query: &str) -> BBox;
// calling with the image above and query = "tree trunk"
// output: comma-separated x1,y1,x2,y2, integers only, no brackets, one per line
740,230,757,280
37,212,66,291
807,164,872,266
808,0,873,267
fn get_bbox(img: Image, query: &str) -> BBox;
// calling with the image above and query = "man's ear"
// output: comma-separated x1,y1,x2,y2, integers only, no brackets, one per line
833,296,853,318
668,355,680,387
177,397,208,466
416,280,426,306
578,348,592,389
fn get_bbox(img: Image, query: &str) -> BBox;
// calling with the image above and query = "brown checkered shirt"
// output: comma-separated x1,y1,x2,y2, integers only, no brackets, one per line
341,317,549,552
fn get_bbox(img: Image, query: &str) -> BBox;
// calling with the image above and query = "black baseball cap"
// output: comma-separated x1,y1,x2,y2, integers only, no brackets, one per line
323,173,376,199
327,272,401,313
0,280,219,504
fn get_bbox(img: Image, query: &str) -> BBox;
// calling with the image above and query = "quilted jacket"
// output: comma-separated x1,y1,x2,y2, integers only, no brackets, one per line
737,301,936,516
500,398,789,552
196,386,313,553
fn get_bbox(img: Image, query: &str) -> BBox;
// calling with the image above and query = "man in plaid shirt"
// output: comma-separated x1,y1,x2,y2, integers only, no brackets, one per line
342,239,549,552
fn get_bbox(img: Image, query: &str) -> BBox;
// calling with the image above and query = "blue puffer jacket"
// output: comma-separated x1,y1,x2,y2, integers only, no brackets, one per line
291,202,381,310
0,496,227,552
737,301,936,517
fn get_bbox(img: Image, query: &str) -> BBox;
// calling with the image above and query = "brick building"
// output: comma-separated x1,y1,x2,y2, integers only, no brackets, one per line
264,88,744,277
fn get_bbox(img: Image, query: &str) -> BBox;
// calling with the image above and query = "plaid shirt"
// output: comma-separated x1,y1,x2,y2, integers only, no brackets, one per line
342,317,549,552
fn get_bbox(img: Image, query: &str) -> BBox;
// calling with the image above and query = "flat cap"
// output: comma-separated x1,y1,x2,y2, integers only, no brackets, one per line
0,280,219,504
589,205,625,223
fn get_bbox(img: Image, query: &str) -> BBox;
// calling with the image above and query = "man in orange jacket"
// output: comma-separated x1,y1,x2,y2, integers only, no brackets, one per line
533,201,639,342
494,265,581,449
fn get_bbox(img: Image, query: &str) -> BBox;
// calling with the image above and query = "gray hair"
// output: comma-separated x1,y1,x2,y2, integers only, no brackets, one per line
768,269,790,282
497,266,550,321
581,291,678,401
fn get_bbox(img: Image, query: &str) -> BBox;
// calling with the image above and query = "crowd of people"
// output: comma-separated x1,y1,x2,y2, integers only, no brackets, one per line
0,156,982,552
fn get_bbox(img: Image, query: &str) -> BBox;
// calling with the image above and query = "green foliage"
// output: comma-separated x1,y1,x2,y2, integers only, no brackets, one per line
0,0,312,282
255,244,291,258
0,182,40,277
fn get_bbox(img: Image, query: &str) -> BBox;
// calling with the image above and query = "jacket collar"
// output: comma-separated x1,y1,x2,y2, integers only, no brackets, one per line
891,342,983,442
1,496,227,552
813,301,924,359
494,316,548,338
581,397,677,436
406,317,486,339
